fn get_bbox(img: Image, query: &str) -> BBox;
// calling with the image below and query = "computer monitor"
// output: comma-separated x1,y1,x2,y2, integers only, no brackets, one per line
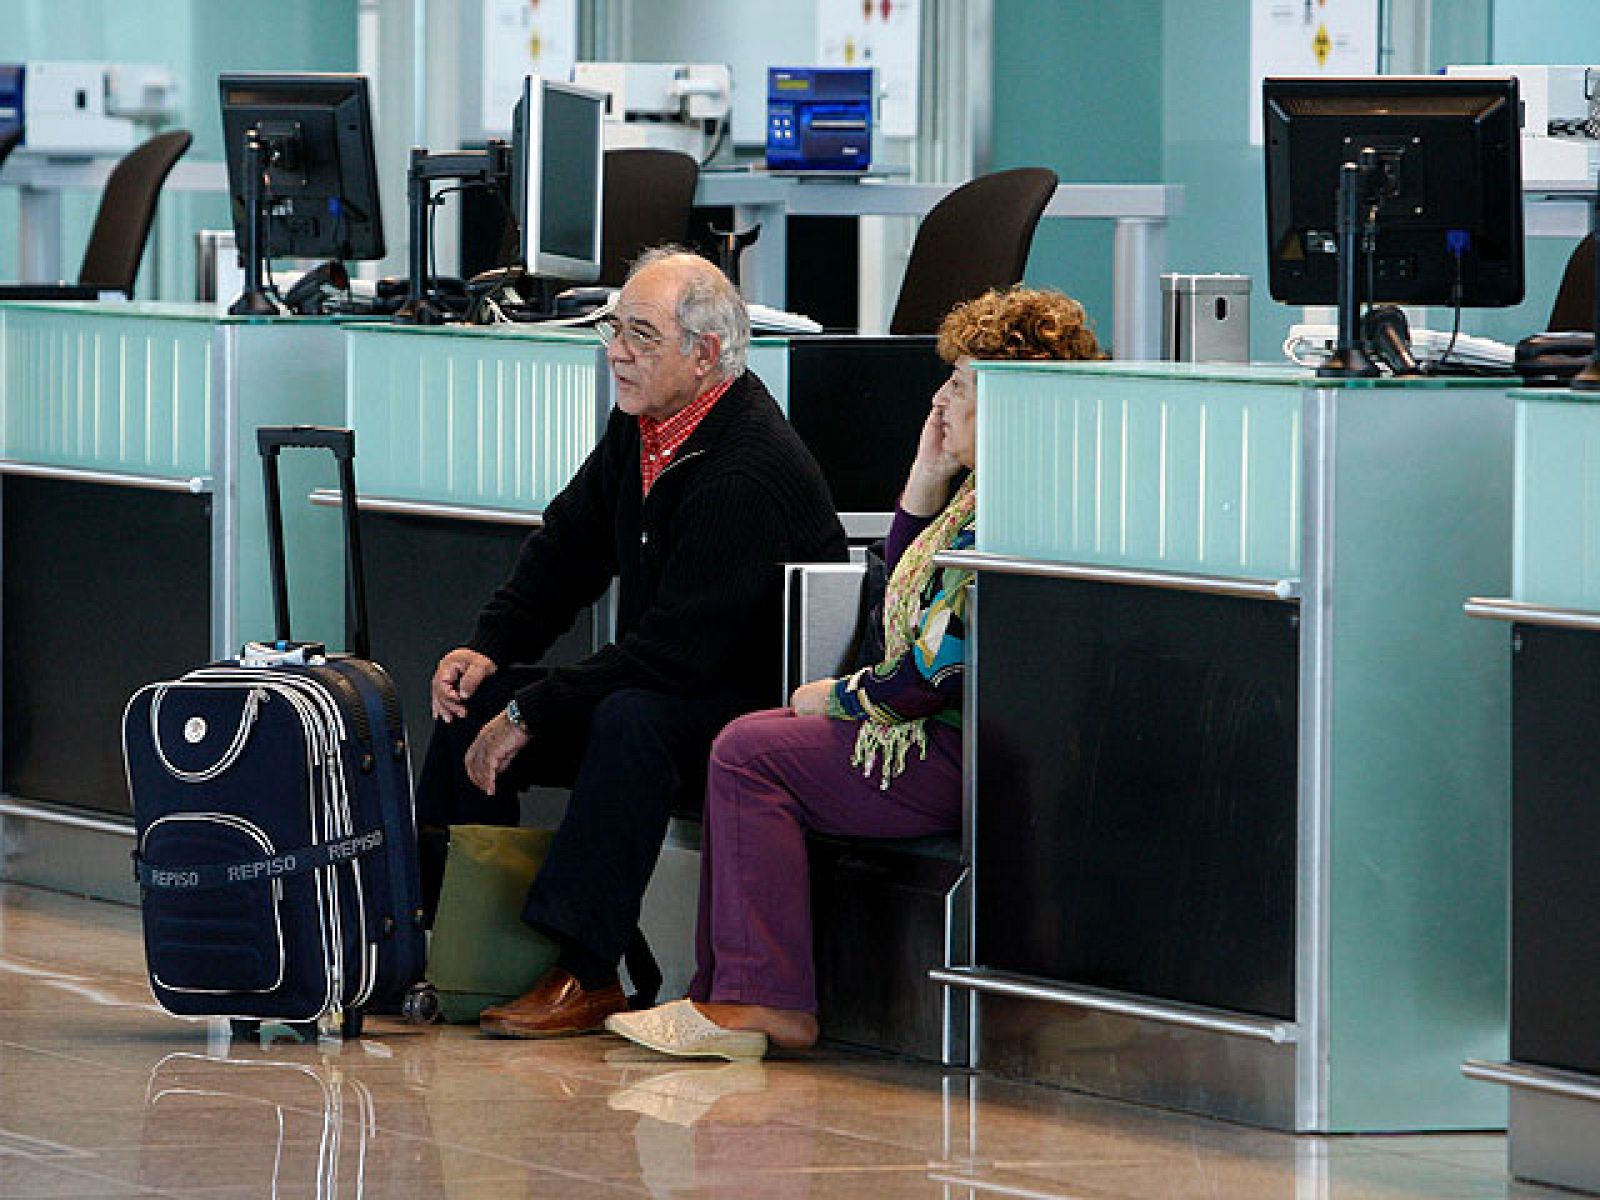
1263,75,1525,310
509,75,605,283
218,72,384,313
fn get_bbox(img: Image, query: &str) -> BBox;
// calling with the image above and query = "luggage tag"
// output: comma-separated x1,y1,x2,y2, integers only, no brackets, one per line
240,640,328,668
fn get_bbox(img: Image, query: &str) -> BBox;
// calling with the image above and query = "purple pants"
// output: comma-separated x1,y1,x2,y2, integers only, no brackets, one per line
686,708,962,1013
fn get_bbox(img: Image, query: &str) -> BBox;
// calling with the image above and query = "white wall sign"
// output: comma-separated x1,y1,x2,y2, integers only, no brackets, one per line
1249,0,1380,145
817,0,921,138
482,0,578,136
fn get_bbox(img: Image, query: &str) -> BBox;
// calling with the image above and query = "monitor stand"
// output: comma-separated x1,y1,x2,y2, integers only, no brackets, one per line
1318,156,1382,379
230,130,283,317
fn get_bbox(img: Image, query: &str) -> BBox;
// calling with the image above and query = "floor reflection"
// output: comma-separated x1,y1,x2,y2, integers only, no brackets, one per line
0,881,1555,1200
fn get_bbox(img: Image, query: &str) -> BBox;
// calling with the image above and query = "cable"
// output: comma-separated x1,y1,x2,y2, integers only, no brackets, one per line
1435,231,1469,369
699,114,728,167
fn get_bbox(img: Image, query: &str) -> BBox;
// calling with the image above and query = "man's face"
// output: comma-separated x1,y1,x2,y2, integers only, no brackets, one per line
604,263,716,421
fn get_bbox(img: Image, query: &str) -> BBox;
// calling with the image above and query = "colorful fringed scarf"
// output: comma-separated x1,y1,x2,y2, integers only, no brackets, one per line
850,474,977,788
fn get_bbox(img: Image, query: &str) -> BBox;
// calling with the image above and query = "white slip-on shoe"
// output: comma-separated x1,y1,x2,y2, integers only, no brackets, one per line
607,1062,769,1126
604,999,769,1061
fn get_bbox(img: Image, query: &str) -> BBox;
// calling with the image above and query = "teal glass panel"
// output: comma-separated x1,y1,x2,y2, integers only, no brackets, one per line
976,363,1301,581
345,326,603,510
0,304,212,476
1321,383,1513,1131
748,338,789,415
1513,391,1600,610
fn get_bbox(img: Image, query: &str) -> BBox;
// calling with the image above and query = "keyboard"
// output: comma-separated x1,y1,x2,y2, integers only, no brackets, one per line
1284,323,1515,370
747,302,823,334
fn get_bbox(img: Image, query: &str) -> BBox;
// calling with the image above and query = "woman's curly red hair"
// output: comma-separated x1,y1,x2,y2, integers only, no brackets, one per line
936,286,1106,364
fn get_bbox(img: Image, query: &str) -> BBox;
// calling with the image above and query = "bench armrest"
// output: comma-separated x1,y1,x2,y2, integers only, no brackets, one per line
781,562,869,700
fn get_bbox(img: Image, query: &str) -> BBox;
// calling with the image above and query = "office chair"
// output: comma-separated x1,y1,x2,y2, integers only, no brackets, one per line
598,148,700,286
888,167,1059,336
78,129,193,295
0,126,22,173
1548,233,1596,332
0,129,192,301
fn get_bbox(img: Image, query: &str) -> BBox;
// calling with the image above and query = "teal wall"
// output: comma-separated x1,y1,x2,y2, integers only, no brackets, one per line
1492,1,1600,62
0,0,356,300
991,0,1598,360
990,0,1164,352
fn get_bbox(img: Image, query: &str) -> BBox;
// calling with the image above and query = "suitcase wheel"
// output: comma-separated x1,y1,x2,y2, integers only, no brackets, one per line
401,982,441,1025
340,1008,365,1040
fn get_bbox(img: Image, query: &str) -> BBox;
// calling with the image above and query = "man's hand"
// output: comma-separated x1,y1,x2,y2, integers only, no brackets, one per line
431,648,497,722
789,677,837,717
464,711,531,795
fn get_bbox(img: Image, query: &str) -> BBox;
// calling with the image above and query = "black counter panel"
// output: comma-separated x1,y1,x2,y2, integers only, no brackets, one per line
787,336,948,515
3,476,210,815
974,573,1299,1019
1510,623,1600,1075
360,511,598,770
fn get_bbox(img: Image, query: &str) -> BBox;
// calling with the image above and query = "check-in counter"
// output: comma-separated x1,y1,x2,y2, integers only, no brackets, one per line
935,362,1515,1132
0,302,347,895
1463,385,1600,1193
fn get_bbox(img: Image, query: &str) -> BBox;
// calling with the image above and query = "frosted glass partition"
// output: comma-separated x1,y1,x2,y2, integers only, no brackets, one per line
748,338,789,414
974,361,1303,581
0,300,351,656
0,303,217,477
1512,387,1600,610
345,324,606,511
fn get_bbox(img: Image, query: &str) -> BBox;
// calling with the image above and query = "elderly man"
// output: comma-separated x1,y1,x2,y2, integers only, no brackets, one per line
416,248,847,1038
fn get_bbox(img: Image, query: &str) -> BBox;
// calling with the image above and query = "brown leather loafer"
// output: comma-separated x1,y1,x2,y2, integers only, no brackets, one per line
480,967,627,1039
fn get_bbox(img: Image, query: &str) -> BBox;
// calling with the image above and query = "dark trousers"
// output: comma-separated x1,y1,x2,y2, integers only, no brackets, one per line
415,667,751,969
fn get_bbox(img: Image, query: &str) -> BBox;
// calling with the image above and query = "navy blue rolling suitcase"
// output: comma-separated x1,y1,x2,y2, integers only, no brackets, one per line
122,427,427,1038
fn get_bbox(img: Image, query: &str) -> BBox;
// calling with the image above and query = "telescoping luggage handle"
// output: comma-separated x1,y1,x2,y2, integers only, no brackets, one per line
257,426,371,662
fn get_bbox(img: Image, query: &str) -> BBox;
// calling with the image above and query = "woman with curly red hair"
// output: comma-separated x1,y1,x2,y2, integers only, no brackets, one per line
607,287,1105,1060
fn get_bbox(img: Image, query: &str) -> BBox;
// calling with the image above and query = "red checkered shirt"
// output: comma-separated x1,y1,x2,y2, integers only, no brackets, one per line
638,376,733,496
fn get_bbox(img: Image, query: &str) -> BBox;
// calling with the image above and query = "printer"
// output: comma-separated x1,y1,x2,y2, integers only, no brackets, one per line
1446,64,1598,183
571,62,732,164
0,61,178,156
766,67,875,172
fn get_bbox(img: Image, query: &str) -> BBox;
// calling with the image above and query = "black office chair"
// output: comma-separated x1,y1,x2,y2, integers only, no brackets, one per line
0,125,22,173
598,148,699,286
0,129,192,301
888,167,1059,336
77,129,193,296
1549,233,1596,332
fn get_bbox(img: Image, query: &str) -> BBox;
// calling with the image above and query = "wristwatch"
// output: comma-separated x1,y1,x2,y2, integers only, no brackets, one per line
504,697,529,733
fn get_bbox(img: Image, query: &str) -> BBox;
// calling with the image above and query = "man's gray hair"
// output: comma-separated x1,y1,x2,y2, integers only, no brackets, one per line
629,246,750,376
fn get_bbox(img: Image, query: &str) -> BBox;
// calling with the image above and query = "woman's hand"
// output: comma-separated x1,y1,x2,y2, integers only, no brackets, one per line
789,677,837,716
901,409,962,517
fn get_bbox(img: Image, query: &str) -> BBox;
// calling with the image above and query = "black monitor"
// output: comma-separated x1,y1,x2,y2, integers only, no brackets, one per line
219,72,385,313
509,75,604,283
1264,76,1524,373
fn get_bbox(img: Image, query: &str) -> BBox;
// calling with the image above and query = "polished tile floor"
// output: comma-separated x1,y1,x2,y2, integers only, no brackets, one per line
0,879,1569,1199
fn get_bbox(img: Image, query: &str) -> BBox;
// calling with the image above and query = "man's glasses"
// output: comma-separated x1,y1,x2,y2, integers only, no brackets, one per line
595,316,673,356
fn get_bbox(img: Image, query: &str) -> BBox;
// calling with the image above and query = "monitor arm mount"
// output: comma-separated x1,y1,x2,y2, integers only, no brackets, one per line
393,143,510,325
1319,148,1390,379
231,126,295,317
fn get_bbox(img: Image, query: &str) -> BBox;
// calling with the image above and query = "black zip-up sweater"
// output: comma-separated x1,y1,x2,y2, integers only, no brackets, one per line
468,370,848,745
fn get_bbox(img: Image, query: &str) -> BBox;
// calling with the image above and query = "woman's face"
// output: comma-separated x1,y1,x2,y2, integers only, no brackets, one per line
933,357,978,470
